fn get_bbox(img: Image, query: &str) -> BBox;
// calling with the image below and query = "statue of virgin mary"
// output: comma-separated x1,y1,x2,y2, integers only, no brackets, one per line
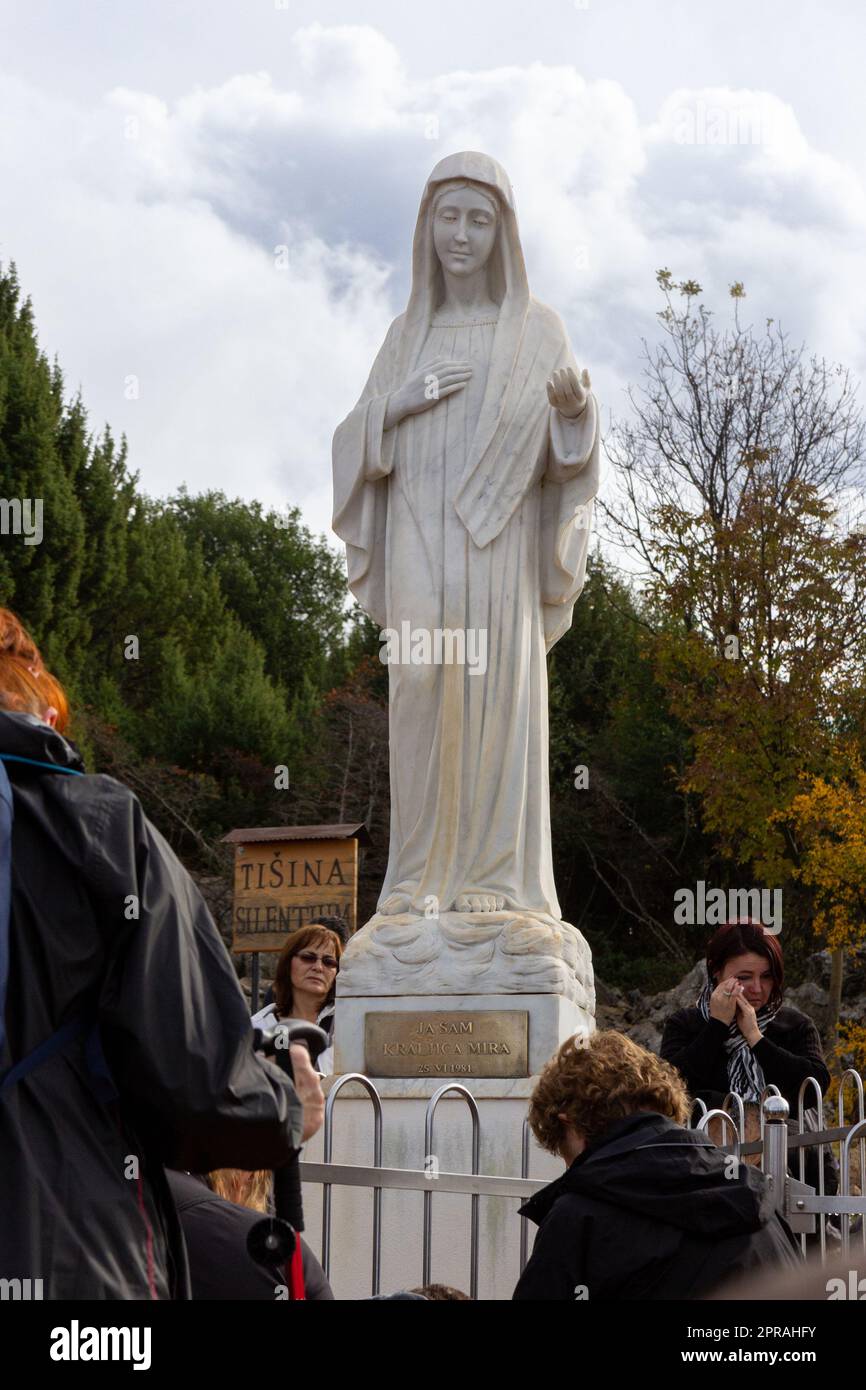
332,152,598,1008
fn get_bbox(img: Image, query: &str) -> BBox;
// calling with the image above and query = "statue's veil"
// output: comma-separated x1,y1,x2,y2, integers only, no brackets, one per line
395,152,531,467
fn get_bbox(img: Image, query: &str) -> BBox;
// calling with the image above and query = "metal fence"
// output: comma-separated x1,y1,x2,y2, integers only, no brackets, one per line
298,1070,866,1297
691,1071,866,1262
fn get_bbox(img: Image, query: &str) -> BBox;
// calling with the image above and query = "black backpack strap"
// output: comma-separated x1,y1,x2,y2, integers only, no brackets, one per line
0,1017,88,1092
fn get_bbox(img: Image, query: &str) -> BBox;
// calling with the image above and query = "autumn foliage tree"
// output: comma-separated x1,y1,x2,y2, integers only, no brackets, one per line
783,747,866,1041
603,272,866,962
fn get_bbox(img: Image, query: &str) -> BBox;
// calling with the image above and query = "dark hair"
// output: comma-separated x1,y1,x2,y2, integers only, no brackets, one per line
705,921,784,1007
273,925,343,1017
309,915,348,945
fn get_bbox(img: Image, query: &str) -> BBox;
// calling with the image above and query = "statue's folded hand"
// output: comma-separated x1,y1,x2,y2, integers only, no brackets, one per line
384,358,473,430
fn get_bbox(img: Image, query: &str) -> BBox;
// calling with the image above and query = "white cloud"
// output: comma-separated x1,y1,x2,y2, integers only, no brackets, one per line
292,22,407,124
1,28,864,541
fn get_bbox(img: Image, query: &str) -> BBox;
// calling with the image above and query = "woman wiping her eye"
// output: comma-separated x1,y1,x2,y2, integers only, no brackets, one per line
660,920,834,1195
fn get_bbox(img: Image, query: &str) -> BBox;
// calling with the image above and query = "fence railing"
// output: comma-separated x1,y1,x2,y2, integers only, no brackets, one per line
299,1071,866,1297
690,1070,866,1259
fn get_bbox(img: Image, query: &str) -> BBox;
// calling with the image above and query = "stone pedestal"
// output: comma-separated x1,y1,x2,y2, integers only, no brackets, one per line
336,909,595,1011
313,904,596,1298
299,991,594,1299
301,1076,564,1301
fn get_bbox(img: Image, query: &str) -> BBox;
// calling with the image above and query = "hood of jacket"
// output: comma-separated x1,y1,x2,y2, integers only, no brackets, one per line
520,1112,777,1240
0,710,85,774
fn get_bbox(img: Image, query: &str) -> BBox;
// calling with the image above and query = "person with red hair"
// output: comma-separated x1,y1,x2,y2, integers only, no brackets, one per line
0,607,68,731
0,607,324,1299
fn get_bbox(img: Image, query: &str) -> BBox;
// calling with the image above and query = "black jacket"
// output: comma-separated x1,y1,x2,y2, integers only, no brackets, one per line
513,1112,801,1300
660,1005,830,1114
166,1171,333,1300
0,712,303,1299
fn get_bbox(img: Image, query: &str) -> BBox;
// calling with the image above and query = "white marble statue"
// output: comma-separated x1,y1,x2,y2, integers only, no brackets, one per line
332,151,598,1006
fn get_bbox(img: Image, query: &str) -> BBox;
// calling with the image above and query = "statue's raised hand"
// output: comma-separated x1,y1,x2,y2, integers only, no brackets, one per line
384,358,473,431
547,366,591,420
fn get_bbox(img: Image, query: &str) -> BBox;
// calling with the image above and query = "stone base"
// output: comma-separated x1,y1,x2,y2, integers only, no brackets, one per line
336,909,595,1010
334,992,593,1078
301,1081,564,1300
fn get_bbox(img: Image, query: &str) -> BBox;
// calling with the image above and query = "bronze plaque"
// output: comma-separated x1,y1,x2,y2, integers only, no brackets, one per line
365,1010,529,1079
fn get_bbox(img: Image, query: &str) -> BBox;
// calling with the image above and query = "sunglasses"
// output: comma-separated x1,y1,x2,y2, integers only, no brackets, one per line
296,950,339,971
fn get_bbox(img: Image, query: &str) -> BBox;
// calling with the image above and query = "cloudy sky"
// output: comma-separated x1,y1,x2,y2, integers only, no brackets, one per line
1,0,864,539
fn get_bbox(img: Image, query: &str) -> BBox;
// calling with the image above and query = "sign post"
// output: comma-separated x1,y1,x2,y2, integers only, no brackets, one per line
222,822,370,1010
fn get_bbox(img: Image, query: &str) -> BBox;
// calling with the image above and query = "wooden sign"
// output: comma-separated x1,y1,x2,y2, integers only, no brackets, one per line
223,824,368,953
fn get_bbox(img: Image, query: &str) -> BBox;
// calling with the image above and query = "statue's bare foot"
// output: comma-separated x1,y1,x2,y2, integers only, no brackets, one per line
455,893,506,913
380,891,414,915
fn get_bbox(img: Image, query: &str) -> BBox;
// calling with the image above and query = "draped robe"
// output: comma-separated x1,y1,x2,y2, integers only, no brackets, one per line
332,153,599,924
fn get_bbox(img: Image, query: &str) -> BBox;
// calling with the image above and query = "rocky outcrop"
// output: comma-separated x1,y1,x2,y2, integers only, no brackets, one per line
595,961,705,1054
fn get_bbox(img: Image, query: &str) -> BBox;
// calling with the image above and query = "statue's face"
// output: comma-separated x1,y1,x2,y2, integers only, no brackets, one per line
432,186,498,278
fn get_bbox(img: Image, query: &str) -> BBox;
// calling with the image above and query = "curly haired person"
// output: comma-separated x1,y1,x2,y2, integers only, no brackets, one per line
513,1031,801,1300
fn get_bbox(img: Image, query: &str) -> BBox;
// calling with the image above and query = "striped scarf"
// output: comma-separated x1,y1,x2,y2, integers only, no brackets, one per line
696,976,779,1101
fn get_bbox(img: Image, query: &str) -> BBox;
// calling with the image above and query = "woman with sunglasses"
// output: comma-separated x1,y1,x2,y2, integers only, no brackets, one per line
251,925,343,1075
